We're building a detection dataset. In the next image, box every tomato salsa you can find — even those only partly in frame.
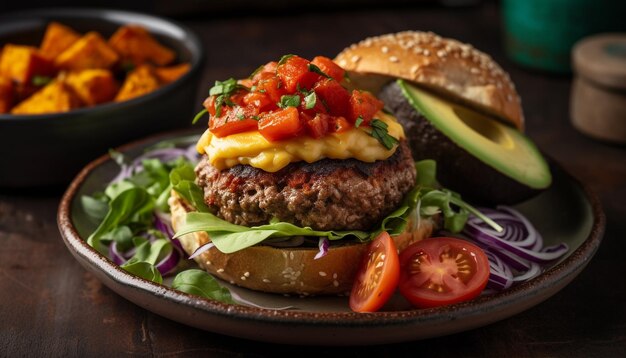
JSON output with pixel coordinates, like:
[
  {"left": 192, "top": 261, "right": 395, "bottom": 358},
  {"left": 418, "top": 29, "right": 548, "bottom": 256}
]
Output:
[{"left": 201, "top": 55, "right": 385, "bottom": 142}]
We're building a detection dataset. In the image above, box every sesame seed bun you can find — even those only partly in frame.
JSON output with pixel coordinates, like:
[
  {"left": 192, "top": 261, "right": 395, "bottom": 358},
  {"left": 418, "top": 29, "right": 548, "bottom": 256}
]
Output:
[
  {"left": 335, "top": 31, "right": 524, "bottom": 130},
  {"left": 169, "top": 191, "right": 436, "bottom": 296}
]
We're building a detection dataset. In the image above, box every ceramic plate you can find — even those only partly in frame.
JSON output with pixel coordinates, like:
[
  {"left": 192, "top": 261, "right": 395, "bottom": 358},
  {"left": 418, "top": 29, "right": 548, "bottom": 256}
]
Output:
[{"left": 58, "top": 130, "right": 605, "bottom": 346}]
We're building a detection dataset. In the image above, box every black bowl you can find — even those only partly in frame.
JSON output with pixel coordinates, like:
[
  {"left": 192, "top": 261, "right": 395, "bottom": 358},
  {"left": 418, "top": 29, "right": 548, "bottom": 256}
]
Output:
[{"left": 0, "top": 8, "right": 205, "bottom": 187}]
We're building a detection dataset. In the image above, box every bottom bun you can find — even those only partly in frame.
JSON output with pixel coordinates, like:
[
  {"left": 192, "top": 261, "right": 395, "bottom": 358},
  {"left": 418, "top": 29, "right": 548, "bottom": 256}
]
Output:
[{"left": 170, "top": 192, "right": 435, "bottom": 295}]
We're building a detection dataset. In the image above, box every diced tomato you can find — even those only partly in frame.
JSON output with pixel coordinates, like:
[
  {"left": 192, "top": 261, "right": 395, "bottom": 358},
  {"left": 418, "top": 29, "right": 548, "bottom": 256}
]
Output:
[
  {"left": 331, "top": 116, "right": 351, "bottom": 133},
  {"left": 251, "top": 61, "right": 278, "bottom": 81},
  {"left": 258, "top": 107, "right": 303, "bottom": 141},
  {"left": 311, "top": 56, "right": 345, "bottom": 82},
  {"left": 244, "top": 91, "right": 275, "bottom": 112},
  {"left": 229, "top": 91, "right": 247, "bottom": 107},
  {"left": 349, "top": 90, "right": 384, "bottom": 124},
  {"left": 203, "top": 95, "right": 216, "bottom": 116},
  {"left": 238, "top": 78, "right": 254, "bottom": 88},
  {"left": 398, "top": 237, "right": 490, "bottom": 308},
  {"left": 277, "top": 55, "right": 320, "bottom": 92},
  {"left": 303, "top": 112, "right": 330, "bottom": 139},
  {"left": 313, "top": 78, "right": 351, "bottom": 118},
  {"left": 349, "top": 231, "right": 400, "bottom": 313},
  {"left": 209, "top": 105, "right": 259, "bottom": 138},
  {"left": 256, "top": 75, "right": 286, "bottom": 103}
]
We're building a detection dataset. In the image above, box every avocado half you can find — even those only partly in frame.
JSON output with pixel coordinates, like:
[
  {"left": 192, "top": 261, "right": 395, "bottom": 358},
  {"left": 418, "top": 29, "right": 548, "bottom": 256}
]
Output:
[{"left": 379, "top": 80, "right": 551, "bottom": 205}]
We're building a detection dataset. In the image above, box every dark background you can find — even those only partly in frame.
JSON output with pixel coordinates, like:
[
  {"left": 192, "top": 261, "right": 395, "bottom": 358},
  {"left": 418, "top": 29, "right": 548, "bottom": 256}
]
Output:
[{"left": 1, "top": 0, "right": 625, "bottom": 356}]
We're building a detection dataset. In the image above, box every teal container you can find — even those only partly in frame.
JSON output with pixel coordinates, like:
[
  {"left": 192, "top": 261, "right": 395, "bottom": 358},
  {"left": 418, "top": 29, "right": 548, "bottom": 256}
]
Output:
[{"left": 502, "top": 0, "right": 626, "bottom": 73}]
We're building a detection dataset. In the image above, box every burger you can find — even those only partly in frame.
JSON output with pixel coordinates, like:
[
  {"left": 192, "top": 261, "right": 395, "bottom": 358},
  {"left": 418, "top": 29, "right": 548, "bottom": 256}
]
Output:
[
  {"left": 170, "top": 32, "right": 548, "bottom": 297},
  {"left": 169, "top": 54, "right": 436, "bottom": 296}
]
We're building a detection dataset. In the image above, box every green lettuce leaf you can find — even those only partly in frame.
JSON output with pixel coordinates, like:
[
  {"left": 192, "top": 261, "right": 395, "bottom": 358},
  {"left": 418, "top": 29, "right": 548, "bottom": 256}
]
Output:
[
  {"left": 172, "top": 269, "right": 234, "bottom": 303},
  {"left": 121, "top": 261, "right": 163, "bottom": 284},
  {"left": 87, "top": 187, "right": 154, "bottom": 254},
  {"left": 170, "top": 162, "right": 210, "bottom": 212}
]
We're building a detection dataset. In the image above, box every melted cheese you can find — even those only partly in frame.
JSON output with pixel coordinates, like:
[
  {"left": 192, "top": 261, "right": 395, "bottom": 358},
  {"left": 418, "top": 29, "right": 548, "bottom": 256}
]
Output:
[{"left": 196, "top": 111, "right": 405, "bottom": 172}]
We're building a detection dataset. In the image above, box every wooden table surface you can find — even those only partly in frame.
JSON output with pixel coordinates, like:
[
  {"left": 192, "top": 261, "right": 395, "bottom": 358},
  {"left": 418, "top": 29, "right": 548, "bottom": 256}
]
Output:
[{"left": 2, "top": 3, "right": 625, "bottom": 357}]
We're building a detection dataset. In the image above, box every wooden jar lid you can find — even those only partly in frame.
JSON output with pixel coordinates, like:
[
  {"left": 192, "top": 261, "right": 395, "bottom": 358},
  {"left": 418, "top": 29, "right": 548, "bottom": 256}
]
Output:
[
  {"left": 571, "top": 33, "right": 626, "bottom": 143},
  {"left": 572, "top": 33, "right": 626, "bottom": 89}
]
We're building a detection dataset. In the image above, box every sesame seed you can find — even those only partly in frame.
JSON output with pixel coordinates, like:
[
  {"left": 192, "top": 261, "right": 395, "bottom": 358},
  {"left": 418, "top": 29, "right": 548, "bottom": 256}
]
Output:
[
  {"left": 351, "top": 55, "right": 361, "bottom": 63},
  {"left": 240, "top": 276, "right": 247, "bottom": 281},
  {"left": 217, "top": 268, "right": 224, "bottom": 273},
  {"left": 333, "top": 280, "right": 339, "bottom": 287},
  {"left": 206, "top": 260, "right": 212, "bottom": 266},
  {"left": 319, "top": 271, "right": 327, "bottom": 277},
  {"left": 244, "top": 271, "right": 250, "bottom": 277},
  {"left": 423, "top": 49, "right": 430, "bottom": 56},
  {"left": 381, "top": 46, "right": 389, "bottom": 53},
  {"left": 389, "top": 56, "right": 399, "bottom": 63},
  {"left": 333, "top": 273, "right": 338, "bottom": 279},
  {"left": 289, "top": 252, "right": 294, "bottom": 260},
  {"left": 262, "top": 278, "right": 271, "bottom": 283},
  {"left": 229, "top": 280, "right": 235, "bottom": 284},
  {"left": 338, "top": 59, "right": 347, "bottom": 67}
]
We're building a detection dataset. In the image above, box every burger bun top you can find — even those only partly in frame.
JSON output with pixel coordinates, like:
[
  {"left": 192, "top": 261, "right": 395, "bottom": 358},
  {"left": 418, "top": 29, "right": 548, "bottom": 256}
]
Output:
[{"left": 335, "top": 31, "right": 524, "bottom": 130}]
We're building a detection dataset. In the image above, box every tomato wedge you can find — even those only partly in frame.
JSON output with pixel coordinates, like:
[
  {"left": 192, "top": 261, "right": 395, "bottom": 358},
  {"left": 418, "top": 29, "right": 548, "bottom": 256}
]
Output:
[
  {"left": 398, "top": 237, "right": 490, "bottom": 308},
  {"left": 350, "top": 232, "right": 400, "bottom": 313}
]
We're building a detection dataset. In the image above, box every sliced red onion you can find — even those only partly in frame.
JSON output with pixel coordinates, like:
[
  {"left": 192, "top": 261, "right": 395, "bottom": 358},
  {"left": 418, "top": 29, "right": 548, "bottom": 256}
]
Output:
[
  {"left": 189, "top": 242, "right": 215, "bottom": 260},
  {"left": 111, "top": 147, "right": 198, "bottom": 184},
  {"left": 484, "top": 250, "right": 514, "bottom": 290},
  {"left": 108, "top": 241, "right": 137, "bottom": 265},
  {"left": 512, "top": 262, "right": 542, "bottom": 282},
  {"left": 109, "top": 241, "right": 126, "bottom": 265},
  {"left": 461, "top": 206, "right": 569, "bottom": 291},
  {"left": 155, "top": 246, "right": 181, "bottom": 276},
  {"left": 314, "top": 237, "right": 329, "bottom": 260}
]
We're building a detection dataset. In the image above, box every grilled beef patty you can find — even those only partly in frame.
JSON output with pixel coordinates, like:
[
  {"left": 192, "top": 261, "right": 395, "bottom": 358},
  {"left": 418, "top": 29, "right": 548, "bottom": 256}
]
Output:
[{"left": 195, "top": 140, "right": 416, "bottom": 231}]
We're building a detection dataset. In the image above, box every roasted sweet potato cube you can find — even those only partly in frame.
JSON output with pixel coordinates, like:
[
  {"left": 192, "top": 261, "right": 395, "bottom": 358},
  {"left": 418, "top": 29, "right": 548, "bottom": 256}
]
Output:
[
  {"left": 55, "top": 32, "right": 119, "bottom": 71},
  {"left": 115, "top": 65, "right": 161, "bottom": 102},
  {"left": 65, "top": 69, "right": 119, "bottom": 106},
  {"left": 0, "top": 77, "right": 14, "bottom": 113},
  {"left": 109, "top": 25, "right": 175, "bottom": 66},
  {"left": 39, "top": 22, "right": 81, "bottom": 60},
  {"left": 154, "top": 63, "right": 190, "bottom": 84},
  {"left": 11, "top": 80, "right": 82, "bottom": 115},
  {"left": 0, "top": 44, "right": 56, "bottom": 84}
]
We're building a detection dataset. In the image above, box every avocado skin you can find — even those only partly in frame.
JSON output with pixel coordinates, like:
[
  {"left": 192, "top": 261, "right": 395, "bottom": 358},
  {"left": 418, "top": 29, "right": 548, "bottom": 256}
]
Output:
[{"left": 379, "top": 82, "right": 542, "bottom": 206}]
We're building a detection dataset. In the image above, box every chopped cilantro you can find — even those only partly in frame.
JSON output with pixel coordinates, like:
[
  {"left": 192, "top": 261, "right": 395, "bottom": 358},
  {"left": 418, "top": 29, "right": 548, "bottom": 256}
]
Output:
[
  {"left": 192, "top": 108, "right": 209, "bottom": 125},
  {"left": 278, "top": 54, "right": 295, "bottom": 66},
  {"left": 208, "top": 78, "right": 249, "bottom": 118},
  {"left": 355, "top": 116, "right": 364, "bottom": 128},
  {"left": 278, "top": 94, "right": 301, "bottom": 108},
  {"left": 304, "top": 92, "right": 317, "bottom": 110},
  {"left": 369, "top": 119, "right": 399, "bottom": 150},
  {"left": 308, "top": 63, "right": 331, "bottom": 79}
]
